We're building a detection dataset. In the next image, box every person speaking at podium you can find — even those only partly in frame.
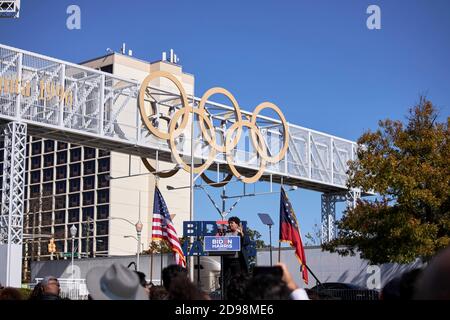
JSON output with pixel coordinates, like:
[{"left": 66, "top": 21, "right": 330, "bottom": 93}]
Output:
[{"left": 223, "top": 216, "right": 251, "bottom": 299}]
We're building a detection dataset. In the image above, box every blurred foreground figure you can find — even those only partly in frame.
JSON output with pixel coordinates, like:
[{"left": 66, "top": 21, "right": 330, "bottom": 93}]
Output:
[
  {"left": 414, "top": 246, "right": 450, "bottom": 300},
  {"left": 86, "top": 263, "right": 148, "bottom": 300}
]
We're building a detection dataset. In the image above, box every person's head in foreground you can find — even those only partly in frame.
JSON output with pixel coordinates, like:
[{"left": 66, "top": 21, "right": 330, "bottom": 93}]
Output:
[
  {"left": 414, "top": 245, "right": 450, "bottom": 300},
  {"left": 86, "top": 263, "right": 148, "bottom": 300}
]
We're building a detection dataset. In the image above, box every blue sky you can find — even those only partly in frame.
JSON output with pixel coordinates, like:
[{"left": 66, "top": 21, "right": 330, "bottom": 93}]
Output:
[{"left": 1, "top": 0, "right": 449, "bottom": 245}]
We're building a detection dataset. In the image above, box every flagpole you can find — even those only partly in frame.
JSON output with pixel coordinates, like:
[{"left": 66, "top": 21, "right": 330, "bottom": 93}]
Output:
[
  {"left": 278, "top": 183, "right": 283, "bottom": 263},
  {"left": 303, "top": 263, "right": 321, "bottom": 286},
  {"left": 278, "top": 242, "right": 281, "bottom": 263},
  {"left": 189, "top": 94, "right": 195, "bottom": 282}
]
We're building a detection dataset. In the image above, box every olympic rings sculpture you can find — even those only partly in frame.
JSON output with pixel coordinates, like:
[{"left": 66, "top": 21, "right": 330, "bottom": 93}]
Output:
[{"left": 138, "top": 71, "right": 289, "bottom": 185}]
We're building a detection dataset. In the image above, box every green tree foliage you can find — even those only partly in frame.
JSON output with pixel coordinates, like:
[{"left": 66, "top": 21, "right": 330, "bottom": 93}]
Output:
[
  {"left": 323, "top": 98, "right": 450, "bottom": 264},
  {"left": 246, "top": 227, "right": 267, "bottom": 249}
]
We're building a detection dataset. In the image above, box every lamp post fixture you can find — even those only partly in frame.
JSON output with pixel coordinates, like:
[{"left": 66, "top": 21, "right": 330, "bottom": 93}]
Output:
[
  {"left": 135, "top": 220, "right": 143, "bottom": 271},
  {"left": 70, "top": 224, "right": 77, "bottom": 280}
]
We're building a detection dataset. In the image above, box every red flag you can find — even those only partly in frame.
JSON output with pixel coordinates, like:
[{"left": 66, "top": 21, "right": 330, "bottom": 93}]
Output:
[{"left": 279, "top": 187, "right": 308, "bottom": 284}]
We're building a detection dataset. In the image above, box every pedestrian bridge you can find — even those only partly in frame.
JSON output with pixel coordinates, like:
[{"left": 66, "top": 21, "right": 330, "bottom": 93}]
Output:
[{"left": 0, "top": 43, "right": 357, "bottom": 193}]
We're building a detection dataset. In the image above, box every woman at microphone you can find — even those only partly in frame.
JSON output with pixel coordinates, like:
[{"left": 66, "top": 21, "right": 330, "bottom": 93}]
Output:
[{"left": 223, "top": 216, "right": 250, "bottom": 299}]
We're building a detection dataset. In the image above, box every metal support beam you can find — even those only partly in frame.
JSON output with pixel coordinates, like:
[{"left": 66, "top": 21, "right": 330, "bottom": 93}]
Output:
[
  {"left": 0, "top": 121, "right": 27, "bottom": 287},
  {"left": 320, "top": 189, "right": 362, "bottom": 244},
  {"left": 321, "top": 193, "right": 336, "bottom": 244}
]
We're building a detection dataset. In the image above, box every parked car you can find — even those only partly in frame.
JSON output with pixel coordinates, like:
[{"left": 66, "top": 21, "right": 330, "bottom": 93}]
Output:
[{"left": 309, "top": 282, "right": 380, "bottom": 300}]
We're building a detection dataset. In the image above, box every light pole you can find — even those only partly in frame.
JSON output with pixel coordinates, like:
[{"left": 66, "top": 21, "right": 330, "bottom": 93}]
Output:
[
  {"left": 110, "top": 217, "right": 144, "bottom": 271},
  {"left": 135, "top": 221, "right": 143, "bottom": 271},
  {"left": 70, "top": 224, "right": 77, "bottom": 280}
]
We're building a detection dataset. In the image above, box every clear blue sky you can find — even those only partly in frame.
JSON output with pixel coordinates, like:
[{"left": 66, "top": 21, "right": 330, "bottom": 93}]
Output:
[{"left": 1, "top": 0, "right": 449, "bottom": 245}]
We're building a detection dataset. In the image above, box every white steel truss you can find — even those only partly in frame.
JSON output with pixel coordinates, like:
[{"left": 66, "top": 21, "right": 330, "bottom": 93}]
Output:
[
  {"left": 0, "top": 121, "right": 27, "bottom": 286},
  {"left": 0, "top": 0, "right": 20, "bottom": 18},
  {"left": 320, "top": 189, "right": 361, "bottom": 244}
]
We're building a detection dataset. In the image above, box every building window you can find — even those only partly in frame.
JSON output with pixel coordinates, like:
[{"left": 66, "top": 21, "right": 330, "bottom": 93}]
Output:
[
  {"left": 96, "top": 221, "right": 109, "bottom": 236},
  {"left": 98, "top": 149, "right": 110, "bottom": 158},
  {"left": 70, "top": 148, "right": 82, "bottom": 162},
  {"left": 31, "top": 142, "right": 41, "bottom": 155},
  {"left": 55, "top": 196, "right": 66, "bottom": 209},
  {"left": 70, "top": 163, "right": 81, "bottom": 177},
  {"left": 43, "top": 154, "right": 54, "bottom": 167},
  {"left": 43, "top": 168, "right": 53, "bottom": 182},
  {"left": 84, "top": 160, "right": 95, "bottom": 175},
  {"left": 41, "top": 226, "right": 51, "bottom": 236},
  {"left": 97, "top": 174, "right": 110, "bottom": 189},
  {"left": 81, "top": 239, "right": 94, "bottom": 257},
  {"left": 41, "top": 213, "right": 52, "bottom": 226},
  {"left": 44, "top": 140, "right": 55, "bottom": 153},
  {"left": 55, "top": 210, "right": 65, "bottom": 224},
  {"left": 55, "top": 181, "right": 66, "bottom": 194},
  {"left": 69, "top": 193, "right": 80, "bottom": 207},
  {"left": 57, "top": 151, "right": 67, "bottom": 165},
  {"left": 30, "top": 170, "right": 41, "bottom": 184},
  {"left": 57, "top": 142, "right": 68, "bottom": 150},
  {"left": 42, "top": 182, "right": 53, "bottom": 196},
  {"left": 68, "top": 209, "right": 79, "bottom": 223},
  {"left": 55, "top": 240, "right": 64, "bottom": 253},
  {"left": 54, "top": 225, "right": 65, "bottom": 239},
  {"left": 97, "top": 190, "right": 109, "bottom": 204},
  {"left": 97, "top": 205, "right": 109, "bottom": 220},
  {"left": 40, "top": 242, "right": 49, "bottom": 255},
  {"left": 83, "top": 176, "right": 95, "bottom": 190},
  {"left": 30, "top": 185, "right": 40, "bottom": 198},
  {"left": 83, "top": 191, "right": 95, "bottom": 206},
  {"left": 31, "top": 156, "right": 41, "bottom": 170},
  {"left": 82, "top": 206, "right": 94, "bottom": 221},
  {"left": 98, "top": 158, "right": 110, "bottom": 173},
  {"left": 56, "top": 166, "right": 67, "bottom": 180},
  {"left": 84, "top": 147, "right": 95, "bottom": 159},
  {"left": 69, "top": 178, "right": 81, "bottom": 192},
  {"left": 41, "top": 195, "right": 53, "bottom": 211},
  {"left": 96, "top": 237, "right": 108, "bottom": 252}
]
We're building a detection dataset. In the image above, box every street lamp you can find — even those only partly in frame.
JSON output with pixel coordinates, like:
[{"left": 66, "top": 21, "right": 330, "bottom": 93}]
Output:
[
  {"left": 70, "top": 224, "right": 77, "bottom": 280},
  {"left": 258, "top": 213, "right": 274, "bottom": 266},
  {"left": 134, "top": 221, "right": 143, "bottom": 271},
  {"left": 123, "top": 235, "right": 145, "bottom": 252},
  {"left": 110, "top": 216, "right": 144, "bottom": 270}
]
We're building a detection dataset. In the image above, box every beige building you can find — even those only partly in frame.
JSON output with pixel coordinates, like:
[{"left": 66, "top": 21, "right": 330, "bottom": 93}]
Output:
[{"left": 22, "top": 51, "right": 192, "bottom": 277}]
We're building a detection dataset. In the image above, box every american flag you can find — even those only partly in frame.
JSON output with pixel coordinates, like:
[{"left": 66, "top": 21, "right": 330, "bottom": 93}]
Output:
[
  {"left": 152, "top": 186, "right": 186, "bottom": 267},
  {"left": 279, "top": 186, "right": 308, "bottom": 284}
]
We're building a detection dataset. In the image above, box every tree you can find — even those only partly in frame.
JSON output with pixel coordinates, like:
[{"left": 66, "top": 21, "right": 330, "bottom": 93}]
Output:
[
  {"left": 323, "top": 98, "right": 450, "bottom": 264},
  {"left": 246, "top": 227, "right": 267, "bottom": 249},
  {"left": 304, "top": 223, "right": 321, "bottom": 246}
]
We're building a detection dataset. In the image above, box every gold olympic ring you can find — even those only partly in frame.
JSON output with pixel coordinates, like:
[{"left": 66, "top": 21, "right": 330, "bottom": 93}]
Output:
[
  {"left": 200, "top": 166, "right": 233, "bottom": 188},
  {"left": 198, "top": 87, "right": 243, "bottom": 153},
  {"left": 225, "top": 120, "right": 267, "bottom": 184},
  {"left": 138, "top": 71, "right": 289, "bottom": 184},
  {"left": 250, "top": 102, "right": 289, "bottom": 163},
  {"left": 139, "top": 71, "right": 190, "bottom": 140},
  {"left": 141, "top": 158, "right": 179, "bottom": 178},
  {"left": 140, "top": 115, "right": 180, "bottom": 178},
  {"left": 169, "top": 105, "right": 217, "bottom": 174}
]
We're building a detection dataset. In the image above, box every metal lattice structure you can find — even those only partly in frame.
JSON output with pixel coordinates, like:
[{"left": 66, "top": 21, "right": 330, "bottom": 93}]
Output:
[
  {"left": 0, "top": 121, "right": 27, "bottom": 286},
  {"left": 320, "top": 190, "right": 361, "bottom": 244},
  {"left": 0, "top": 0, "right": 20, "bottom": 18}
]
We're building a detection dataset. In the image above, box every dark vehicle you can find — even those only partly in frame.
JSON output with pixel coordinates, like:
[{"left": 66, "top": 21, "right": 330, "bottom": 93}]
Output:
[{"left": 310, "top": 282, "right": 380, "bottom": 300}]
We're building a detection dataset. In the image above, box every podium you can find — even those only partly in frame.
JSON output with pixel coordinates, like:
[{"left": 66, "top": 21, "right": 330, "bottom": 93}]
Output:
[{"left": 203, "top": 236, "right": 241, "bottom": 256}]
